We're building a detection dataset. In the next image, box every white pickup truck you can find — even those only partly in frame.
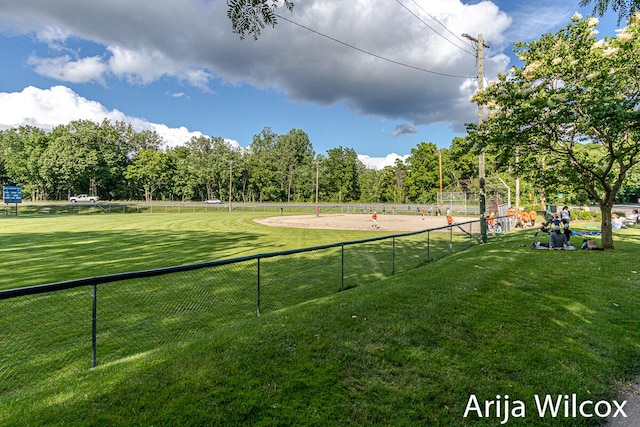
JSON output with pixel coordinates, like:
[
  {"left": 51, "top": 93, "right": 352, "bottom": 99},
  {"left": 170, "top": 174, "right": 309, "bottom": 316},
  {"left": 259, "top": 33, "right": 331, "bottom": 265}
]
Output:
[{"left": 69, "top": 194, "right": 99, "bottom": 203}]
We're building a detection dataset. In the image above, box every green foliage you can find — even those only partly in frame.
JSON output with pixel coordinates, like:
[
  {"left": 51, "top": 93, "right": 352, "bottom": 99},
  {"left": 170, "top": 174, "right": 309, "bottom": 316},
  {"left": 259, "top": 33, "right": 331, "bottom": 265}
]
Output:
[
  {"left": 467, "top": 14, "right": 640, "bottom": 248},
  {"left": 124, "top": 149, "right": 172, "bottom": 202},
  {"left": 227, "top": 0, "right": 295, "bottom": 40},
  {"left": 580, "top": 0, "right": 640, "bottom": 23},
  {"left": 404, "top": 142, "right": 439, "bottom": 203},
  {"left": 0, "top": 126, "right": 48, "bottom": 199},
  {"left": 321, "top": 146, "right": 361, "bottom": 203},
  {"left": 4, "top": 112, "right": 640, "bottom": 208}
]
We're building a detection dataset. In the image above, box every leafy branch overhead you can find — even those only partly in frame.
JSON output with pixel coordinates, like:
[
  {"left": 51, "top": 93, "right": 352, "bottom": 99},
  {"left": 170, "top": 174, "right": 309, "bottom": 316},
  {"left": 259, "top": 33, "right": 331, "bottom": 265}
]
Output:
[
  {"left": 227, "top": 0, "right": 294, "bottom": 40},
  {"left": 466, "top": 13, "right": 640, "bottom": 249},
  {"left": 580, "top": 0, "right": 640, "bottom": 23}
]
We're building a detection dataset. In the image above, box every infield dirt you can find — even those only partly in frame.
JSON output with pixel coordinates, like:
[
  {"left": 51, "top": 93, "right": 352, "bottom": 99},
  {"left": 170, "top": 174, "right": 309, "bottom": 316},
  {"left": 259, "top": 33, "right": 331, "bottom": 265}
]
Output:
[{"left": 255, "top": 213, "right": 478, "bottom": 232}]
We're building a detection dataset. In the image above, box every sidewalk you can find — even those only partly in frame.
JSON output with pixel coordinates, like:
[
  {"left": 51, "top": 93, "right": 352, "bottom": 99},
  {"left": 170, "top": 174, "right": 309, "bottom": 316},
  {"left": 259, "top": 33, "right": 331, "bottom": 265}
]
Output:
[{"left": 608, "top": 378, "right": 640, "bottom": 426}]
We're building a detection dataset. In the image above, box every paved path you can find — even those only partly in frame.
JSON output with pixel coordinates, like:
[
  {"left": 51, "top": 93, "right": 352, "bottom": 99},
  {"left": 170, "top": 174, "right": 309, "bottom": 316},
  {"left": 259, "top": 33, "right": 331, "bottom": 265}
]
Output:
[{"left": 608, "top": 378, "right": 640, "bottom": 426}]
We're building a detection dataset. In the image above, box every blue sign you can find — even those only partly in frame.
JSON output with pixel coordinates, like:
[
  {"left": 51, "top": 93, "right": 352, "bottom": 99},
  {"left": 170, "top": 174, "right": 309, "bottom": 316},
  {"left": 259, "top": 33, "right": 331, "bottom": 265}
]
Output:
[{"left": 3, "top": 186, "right": 23, "bottom": 204}]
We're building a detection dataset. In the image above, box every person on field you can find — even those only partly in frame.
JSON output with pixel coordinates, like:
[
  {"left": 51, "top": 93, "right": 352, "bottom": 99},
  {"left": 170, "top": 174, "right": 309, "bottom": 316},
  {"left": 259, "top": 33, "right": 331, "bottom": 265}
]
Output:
[
  {"left": 507, "top": 207, "right": 516, "bottom": 228},
  {"left": 563, "top": 223, "right": 572, "bottom": 243},
  {"left": 486, "top": 212, "right": 495, "bottom": 233},
  {"left": 521, "top": 210, "right": 530, "bottom": 228},
  {"left": 549, "top": 225, "right": 567, "bottom": 249},
  {"left": 612, "top": 213, "right": 628, "bottom": 230},
  {"left": 371, "top": 211, "right": 379, "bottom": 229},
  {"left": 315, "top": 206, "right": 320, "bottom": 218},
  {"left": 620, "top": 209, "right": 638, "bottom": 226},
  {"left": 529, "top": 209, "right": 537, "bottom": 227},
  {"left": 535, "top": 220, "right": 551, "bottom": 236},
  {"left": 561, "top": 206, "right": 571, "bottom": 226}
]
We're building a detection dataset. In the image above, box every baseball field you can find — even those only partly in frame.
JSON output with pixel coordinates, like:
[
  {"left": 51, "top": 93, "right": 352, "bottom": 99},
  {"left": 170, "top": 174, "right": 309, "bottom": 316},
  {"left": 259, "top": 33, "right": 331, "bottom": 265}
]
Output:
[{"left": 1, "top": 208, "right": 639, "bottom": 426}]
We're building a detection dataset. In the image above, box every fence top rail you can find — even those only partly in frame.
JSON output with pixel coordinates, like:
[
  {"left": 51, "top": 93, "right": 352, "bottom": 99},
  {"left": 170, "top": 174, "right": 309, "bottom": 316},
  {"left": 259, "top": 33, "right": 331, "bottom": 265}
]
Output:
[{"left": 0, "top": 219, "right": 480, "bottom": 300}]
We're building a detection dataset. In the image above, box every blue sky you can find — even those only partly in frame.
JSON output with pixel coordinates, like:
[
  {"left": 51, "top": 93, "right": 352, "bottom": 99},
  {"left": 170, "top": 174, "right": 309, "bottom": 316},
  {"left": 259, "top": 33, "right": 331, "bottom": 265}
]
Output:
[{"left": 0, "top": 0, "right": 623, "bottom": 169}]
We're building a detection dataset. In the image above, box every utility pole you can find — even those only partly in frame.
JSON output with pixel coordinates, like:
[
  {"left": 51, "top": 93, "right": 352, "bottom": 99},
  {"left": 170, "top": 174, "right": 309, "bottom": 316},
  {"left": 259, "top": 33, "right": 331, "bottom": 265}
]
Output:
[
  {"left": 463, "top": 32, "right": 489, "bottom": 243},
  {"left": 515, "top": 147, "right": 520, "bottom": 211},
  {"left": 315, "top": 160, "right": 321, "bottom": 208},
  {"left": 228, "top": 159, "right": 233, "bottom": 212},
  {"left": 437, "top": 148, "right": 444, "bottom": 214}
]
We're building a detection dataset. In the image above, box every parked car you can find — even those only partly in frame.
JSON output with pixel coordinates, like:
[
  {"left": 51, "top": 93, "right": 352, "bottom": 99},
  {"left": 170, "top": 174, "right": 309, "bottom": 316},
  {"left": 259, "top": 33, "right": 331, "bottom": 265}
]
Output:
[
  {"left": 204, "top": 198, "right": 222, "bottom": 204},
  {"left": 69, "top": 194, "right": 99, "bottom": 203}
]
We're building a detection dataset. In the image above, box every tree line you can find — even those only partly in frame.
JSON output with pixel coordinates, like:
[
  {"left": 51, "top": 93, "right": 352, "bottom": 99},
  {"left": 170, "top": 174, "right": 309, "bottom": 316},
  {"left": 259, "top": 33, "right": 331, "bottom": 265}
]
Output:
[
  {"left": 2, "top": 117, "right": 638, "bottom": 207},
  {"left": 0, "top": 119, "right": 482, "bottom": 204}
]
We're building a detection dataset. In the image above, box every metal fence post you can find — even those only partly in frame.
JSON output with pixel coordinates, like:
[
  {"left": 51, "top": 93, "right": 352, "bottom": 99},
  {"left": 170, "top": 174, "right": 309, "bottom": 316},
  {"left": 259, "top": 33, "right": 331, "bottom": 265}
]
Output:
[
  {"left": 257, "top": 258, "right": 261, "bottom": 317},
  {"left": 341, "top": 243, "right": 345, "bottom": 292},
  {"left": 92, "top": 284, "right": 97, "bottom": 368},
  {"left": 427, "top": 231, "right": 430, "bottom": 262},
  {"left": 449, "top": 225, "right": 453, "bottom": 253},
  {"left": 392, "top": 236, "right": 395, "bottom": 275}
]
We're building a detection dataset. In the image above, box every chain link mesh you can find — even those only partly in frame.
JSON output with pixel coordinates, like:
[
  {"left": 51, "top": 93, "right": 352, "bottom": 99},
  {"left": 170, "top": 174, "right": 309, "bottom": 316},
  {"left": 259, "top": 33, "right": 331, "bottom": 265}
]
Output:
[{"left": 1, "top": 220, "right": 485, "bottom": 396}]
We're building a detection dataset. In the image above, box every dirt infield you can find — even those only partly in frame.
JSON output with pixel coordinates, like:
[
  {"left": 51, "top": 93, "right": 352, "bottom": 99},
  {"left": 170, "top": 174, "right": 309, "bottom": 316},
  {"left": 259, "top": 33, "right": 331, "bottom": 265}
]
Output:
[{"left": 255, "top": 213, "right": 477, "bottom": 232}]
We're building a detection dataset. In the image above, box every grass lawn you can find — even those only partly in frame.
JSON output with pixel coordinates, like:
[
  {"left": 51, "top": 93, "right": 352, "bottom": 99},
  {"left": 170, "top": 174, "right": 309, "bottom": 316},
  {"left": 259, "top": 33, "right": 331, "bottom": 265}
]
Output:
[
  {"left": 1, "top": 212, "right": 640, "bottom": 426},
  {"left": 0, "top": 211, "right": 378, "bottom": 290}
]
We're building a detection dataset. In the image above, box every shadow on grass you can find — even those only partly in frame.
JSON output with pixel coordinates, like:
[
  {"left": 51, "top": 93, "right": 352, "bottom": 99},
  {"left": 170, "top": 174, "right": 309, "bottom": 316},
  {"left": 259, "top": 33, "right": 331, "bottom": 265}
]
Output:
[{"left": 0, "top": 229, "right": 271, "bottom": 289}]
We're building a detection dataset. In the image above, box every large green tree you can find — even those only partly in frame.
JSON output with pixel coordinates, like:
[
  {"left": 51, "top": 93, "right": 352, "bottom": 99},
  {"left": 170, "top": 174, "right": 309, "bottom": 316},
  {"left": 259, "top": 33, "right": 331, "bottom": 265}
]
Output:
[
  {"left": 404, "top": 142, "right": 441, "bottom": 203},
  {"left": 381, "top": 160, "right": 409, "bottom": 204},
  {"left": 274, "top": 129, "right": 315, "bottom": 202},
  {"left": 0, "top": 126, "right": 49, "bottom": 199},
  {"left": 184, "top": 136, "right": 237, "bottom": 201},
  {"left": 94, "top": 120, "right": 138, "bottom": 200},
  {"left": 227, "top": 0, "right": 294, "bottom": 40},
  {"left": 247, "top": 127, "right": 280, "bottom": 202},
  {"left": 322, "top": 146, "right": 361, "bottom": 203},
  {"left": 169, "top": 146, "right": 197, "bottom": 201},
  {"left": 39, "top": 121, "right": 103, "bottom": 199},
  {"left": 467, "top": 13, "right": 640, "bottom": 249},
  {"left": 580, "top": 0, "right": 640, "bottom": 23},
  {"left": 124, "top": 149, "right": 173, "bottom": 202}
]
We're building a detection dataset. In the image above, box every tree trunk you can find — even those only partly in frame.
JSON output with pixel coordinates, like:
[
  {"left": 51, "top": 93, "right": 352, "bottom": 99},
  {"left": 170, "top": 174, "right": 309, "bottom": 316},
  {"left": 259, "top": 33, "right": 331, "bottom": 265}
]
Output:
[{"left": 599, "top": 203, "right": 614, "bottom": 250}]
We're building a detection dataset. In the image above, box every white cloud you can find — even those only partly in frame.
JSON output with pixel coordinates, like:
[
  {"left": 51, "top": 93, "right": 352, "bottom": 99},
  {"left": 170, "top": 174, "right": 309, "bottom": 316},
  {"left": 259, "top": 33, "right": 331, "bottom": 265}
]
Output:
[
  {"left": 358, "top": 153, "right": 409, "bottom": 170},
  {"left": 0, "top": 86, "right": 210, "bottom": 148},
  {"left": 0, "top": 0, "right": 516, "bottom": 130},
  {"left": 1, "top": 0, "right": 594, "bottom": 160},
  {"left": 393, "top": 123, "right": 418, "bottom": 137},
  {"left": 27, "top": 55, "right": 108, "bottom": 84}
]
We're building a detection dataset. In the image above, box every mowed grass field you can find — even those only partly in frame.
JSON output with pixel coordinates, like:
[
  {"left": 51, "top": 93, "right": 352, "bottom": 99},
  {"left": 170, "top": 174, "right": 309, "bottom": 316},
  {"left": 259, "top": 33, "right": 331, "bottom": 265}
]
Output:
[
  {"left": 0, "top": 210, "right": 382, "bottom": 290},
  {"left": 1, "top": 211, "right": 640, "bottom": 426}
]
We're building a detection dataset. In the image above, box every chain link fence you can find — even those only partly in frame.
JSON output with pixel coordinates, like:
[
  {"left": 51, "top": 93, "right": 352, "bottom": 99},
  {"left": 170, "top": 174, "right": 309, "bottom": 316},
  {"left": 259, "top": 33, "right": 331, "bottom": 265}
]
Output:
[{"left": 1, "top": 219, "right": 484, "bottom": 400}]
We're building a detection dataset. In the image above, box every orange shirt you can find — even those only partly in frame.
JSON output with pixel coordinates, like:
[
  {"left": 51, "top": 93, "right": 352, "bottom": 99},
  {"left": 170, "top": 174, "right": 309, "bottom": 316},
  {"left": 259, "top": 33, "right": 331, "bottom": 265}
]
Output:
[
  {"left": 522, "top": 211, "right": 530, "bottom": 222},
  {"left": 530, "top": 210, "right": 537, "bottom": 221},
  {"left": 372, "top": 213, "right": 377, "bottom": 220}
]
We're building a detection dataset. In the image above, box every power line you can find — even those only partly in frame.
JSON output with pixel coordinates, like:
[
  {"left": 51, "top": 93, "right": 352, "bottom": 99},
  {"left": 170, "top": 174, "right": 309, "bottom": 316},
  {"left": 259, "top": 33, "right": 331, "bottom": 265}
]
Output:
[
  {"left": 406, "top": 0, "right": 477, "bottom": 53},
  {"left": 395, "top": 0, "right": 476, "bottom": 56},
  {"left": 274, "top": 13, "right": 474, "bottom": 79}
]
